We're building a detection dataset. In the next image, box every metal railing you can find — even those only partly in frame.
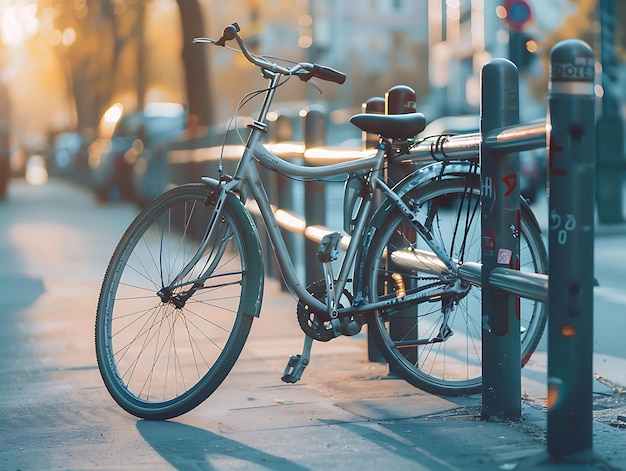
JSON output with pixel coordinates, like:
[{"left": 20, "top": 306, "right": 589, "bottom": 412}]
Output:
[{"left": 400, "top": 120, "right": 547, "bottom": 162}]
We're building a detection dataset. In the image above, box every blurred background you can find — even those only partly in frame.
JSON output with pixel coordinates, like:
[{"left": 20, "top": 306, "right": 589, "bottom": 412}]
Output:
[{"left": 0, "top": 0, "right": 624, "bottom": 219}]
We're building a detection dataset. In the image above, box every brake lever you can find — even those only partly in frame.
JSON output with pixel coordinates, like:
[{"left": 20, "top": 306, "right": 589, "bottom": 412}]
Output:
[
  {"left": 295, "top": 71, "right": 323, "bottom": 94},
  {"left": 307, "top": 79, "right": 323, "bottom": 95}
]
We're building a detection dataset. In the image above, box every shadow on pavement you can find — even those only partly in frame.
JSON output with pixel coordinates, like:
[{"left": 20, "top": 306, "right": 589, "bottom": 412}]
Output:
[
  {"left": 0, "top": 219, "right": 45, "bottom": 373},
  {"left": 137, "top": 420, "right": 310, "bottom": 470}
]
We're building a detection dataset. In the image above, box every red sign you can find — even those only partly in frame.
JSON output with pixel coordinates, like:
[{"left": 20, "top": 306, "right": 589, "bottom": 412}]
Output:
[{"left": 505, "top": 0, "right": 532, "bottom": 31}]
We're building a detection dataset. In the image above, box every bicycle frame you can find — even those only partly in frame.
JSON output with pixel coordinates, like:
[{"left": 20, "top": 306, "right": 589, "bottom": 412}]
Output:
[
  {"left": 95, "top": 24, "right": 551, "bottom": 421},
  {"left": 168, "top": 69, "right": 460, "bottom": 320}
]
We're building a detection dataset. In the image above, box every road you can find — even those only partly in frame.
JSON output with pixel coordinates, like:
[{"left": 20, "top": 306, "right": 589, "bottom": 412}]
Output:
[{"left": 1, "top": 178, "right": 625, "bottom": 470}]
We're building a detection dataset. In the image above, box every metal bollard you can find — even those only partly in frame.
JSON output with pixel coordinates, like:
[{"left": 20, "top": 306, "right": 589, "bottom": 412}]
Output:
[
  {"left": 362, "top": 96, "right": 385, "bottom": 150},
  {"left": 271, "top": 109, "right": 300, "bottom": 290},
  {"left": 361, "top": 96, "right": 385, "bottom": 363},
  {"left": 261, "top": 165, "right": 280, "bottom": 280},
  {"left": 546, "top": 40, "right": 596, "bottom": 458},
  {"left": 302, "top": 105, "right": 327, "bottom": 285},
  {"left": 480, "top": 59, "right": 521, "bottom": 421},
  {"left": 301, "top": 104, "right": 326, "bottom": 148},
  {"left": 270, "top": 108, "right": 297, "bottom": 144},
  {"left": 385, "top": 85, "right": 419, "bottom": 372},
  {"left": 360, "top": 96, "right": 386, "bottom": 363}
]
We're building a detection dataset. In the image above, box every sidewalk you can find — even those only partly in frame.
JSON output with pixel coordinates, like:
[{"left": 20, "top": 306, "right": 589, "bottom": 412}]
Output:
[
  {"left": 202, "top": 279, "right": 625, "bottom": 471},
  {"left": 0, "top": 178, "right": 625, "bottom": 470}
]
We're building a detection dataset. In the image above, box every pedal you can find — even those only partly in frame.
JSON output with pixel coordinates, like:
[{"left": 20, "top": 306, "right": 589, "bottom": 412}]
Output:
[
  {"left": 281, "top": 354, "right": 309, "bottom": 383},
  {"left": 281, "top": 335, "right": 313, "bottom": 384},
  {"left": 316, "top": 232, "right": 342, "bottom": 263}
]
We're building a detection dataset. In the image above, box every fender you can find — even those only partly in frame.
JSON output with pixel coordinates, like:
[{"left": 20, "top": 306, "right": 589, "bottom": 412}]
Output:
[
  {"left": 353, "top": 161, "right": 542, "bottom": 297},
  {"left": 201, "top": 177, "right": 264, "bottom": 317}
]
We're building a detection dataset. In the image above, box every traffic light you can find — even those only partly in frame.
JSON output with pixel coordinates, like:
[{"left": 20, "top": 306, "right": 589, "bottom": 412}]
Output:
[
  {"left": 503, "top": 0, "right": 532, "bottom": 31},
  {"left": 499, "top": 1, "right": 536, "bottom": 72},
  {"left": 509, "top": 30, "right": 537, "bottom": 72}
]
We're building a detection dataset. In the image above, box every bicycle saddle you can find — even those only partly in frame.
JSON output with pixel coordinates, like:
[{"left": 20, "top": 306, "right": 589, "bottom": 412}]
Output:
[{"left": 350, "top": 113, "right": 426, "bottom": 140}]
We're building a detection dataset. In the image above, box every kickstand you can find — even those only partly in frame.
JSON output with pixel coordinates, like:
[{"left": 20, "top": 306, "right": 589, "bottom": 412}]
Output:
[{"left": 281, "top": 335, "right": 313, "bottom": 383}]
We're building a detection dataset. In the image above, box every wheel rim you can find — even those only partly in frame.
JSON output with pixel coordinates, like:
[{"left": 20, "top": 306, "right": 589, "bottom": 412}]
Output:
[
  {"left": 368, "top": 181, "right": 546, "bottom": 393},
  {"left": 99, "top": 191, "right": 247, "bottom": 409}
]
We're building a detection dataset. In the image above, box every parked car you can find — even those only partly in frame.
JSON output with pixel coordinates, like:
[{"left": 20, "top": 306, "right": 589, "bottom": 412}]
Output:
[
  {"left": 89, "top": 102, "right": 186, "bottom": 202},
  {"left": 0, "top": 122, "right": 9, "bottom": 200},
  {"left": 52, "top": 132, "right": 82, "bottom": 176},
  {"left": 419, "top": 115, "right": 546, "bottom": 203},
  {"left": 0, "top": 84, "right": 10, "bottom": 199}
]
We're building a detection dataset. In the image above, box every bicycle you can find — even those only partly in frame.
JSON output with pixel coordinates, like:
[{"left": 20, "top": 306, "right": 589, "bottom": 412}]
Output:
[{"left": 95, "top": 23, "right": 547, "bottom": 420}]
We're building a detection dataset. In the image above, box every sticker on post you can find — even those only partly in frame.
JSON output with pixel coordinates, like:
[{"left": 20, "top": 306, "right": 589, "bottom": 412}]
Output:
[{"left": 497, "top": 248, "right": 512, "bottom": 265}]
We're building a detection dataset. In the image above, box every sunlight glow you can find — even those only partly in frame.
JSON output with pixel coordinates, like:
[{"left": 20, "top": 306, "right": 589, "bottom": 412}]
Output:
[
  {"left": 1, "top": 4, "right": 40, "bottom": 46},
  {"left": 98, "top": 103, "right": 124, "bottom": 139},
  {"left": 25, "top": 155, "right": 49, "bottom": 186}
]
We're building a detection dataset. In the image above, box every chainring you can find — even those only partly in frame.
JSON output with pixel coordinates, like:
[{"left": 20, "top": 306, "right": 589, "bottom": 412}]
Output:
[{"left": 297, "top": 279, "right": 354, "bottom": 342}]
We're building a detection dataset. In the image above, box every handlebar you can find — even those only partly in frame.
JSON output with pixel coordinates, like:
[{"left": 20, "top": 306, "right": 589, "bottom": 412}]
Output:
[
  {"left": 308, "top": 64, "right": 346, "bottom": 84},
  {"left": 193, "top": 22, "right": 346, "bottom": 85}
]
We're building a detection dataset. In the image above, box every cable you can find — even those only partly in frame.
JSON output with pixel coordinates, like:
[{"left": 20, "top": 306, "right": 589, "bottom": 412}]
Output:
[{"left": 218, "top": 73, "right": 294, "bottom": 176}]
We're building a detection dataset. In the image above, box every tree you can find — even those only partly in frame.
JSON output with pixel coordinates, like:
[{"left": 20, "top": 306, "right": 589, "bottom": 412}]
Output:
[
  {"left": 42, "top": 0, "right": 138, "bottom": 135},
  {"left": 41, "top": 0, "right": 214, "bottom": 137},
  {"left": 176, "top": 0, "right": 213, "bottom": 129}
]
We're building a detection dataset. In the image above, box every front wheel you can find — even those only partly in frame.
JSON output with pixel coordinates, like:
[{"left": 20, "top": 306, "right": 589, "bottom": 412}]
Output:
[
  {"left": 95, "top": 183, "right": 263, "bottom": 419},
  {"left": 363, "top": 176, "right": 547, "bottom": 396}
]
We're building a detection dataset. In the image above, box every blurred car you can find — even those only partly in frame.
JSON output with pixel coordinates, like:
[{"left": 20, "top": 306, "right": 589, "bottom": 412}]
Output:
[
  {"left": 52, "top": 132, "right": 82, "bottom": 176},
  {"left": 89, "top": 102, "right": 186, "bottom": 202},
  {"left": 419, "top": 115, "right": 546, "bottom": 203},
  {"left": 0, "top": 83, "right": 9, "bottom": 199}
]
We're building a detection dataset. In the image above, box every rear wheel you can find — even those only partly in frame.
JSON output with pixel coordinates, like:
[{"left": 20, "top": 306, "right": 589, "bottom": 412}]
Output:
[
  {"left": 95, "top": 184, "right": 263, "bottom": 419},
  {"left": 363, "top": 176, "right": 547, "bottom": 396}
]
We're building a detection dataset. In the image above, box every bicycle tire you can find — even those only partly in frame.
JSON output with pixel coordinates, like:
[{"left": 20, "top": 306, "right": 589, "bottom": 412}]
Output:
[
  {"left": 95, "top": 183, "right": 263, "bottom": 419},
  {"left": 363, "top": 175, "right": 547, "bottom": 396}
]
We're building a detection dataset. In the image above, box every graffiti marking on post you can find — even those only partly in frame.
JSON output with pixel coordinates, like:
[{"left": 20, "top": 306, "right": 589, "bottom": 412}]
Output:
[
  {"left": 550, "top": 209, "right": 576, "bottom": 245},
  {"left": 502, "top": 173, "right": 517, "bottom": 197}
]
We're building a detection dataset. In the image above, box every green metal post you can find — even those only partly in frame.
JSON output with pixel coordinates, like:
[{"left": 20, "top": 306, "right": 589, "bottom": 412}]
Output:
[
  {"left": 596, "top": 0, "right": 624, "bottom": 224},
  {"left": 547, "top": 40, "right": 595, "bottom": 458},
  {"left": 385, "top": 86, "right": 418, "bottom": 373},
  {"left": 480, "top": 59, "right": 521, "bottom": 421},
  {"left": 303, "top": 105, "right": 327, "bottom": 285},
  {"left": 363, "top": 96, "right": 386, "bottom": 364}
]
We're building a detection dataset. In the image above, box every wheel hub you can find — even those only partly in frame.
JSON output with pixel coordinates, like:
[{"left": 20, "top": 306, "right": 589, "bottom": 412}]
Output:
[{"left": 157, "top": 287, "right": 188, "bottom": 309}]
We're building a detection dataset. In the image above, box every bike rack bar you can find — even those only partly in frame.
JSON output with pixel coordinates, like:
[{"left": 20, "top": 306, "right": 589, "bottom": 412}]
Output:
[
  {"left": 457, "top": 262, "right": 548, "bottom": 303},
  {"left": 400, "top": 132, "right": 481, "bottom": 161},
  {"left": 488, "top": 267, "right": 548, "bottom": 303},
  {"left": 399, "top": 120, "right": 546, "bottom": 163},
  {"left": 389, "top": 247, "right": 450, "bottom": 277},
  {"left": 484, "top": 122, "right": 547, "bottom": 153}
]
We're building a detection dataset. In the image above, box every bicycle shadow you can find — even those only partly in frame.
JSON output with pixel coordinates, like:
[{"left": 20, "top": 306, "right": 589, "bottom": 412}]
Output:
[
  {"left": 0, "top": 217, "right": 46, "bottom": 374},
  {"left": 136, "top": 420, "right": 309, "bottom": 470}
]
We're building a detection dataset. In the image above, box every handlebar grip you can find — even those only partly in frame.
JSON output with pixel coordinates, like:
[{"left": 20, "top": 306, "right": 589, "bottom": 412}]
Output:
[{"left": 311, "top": 64, "right": 346, "bottom": 85}]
